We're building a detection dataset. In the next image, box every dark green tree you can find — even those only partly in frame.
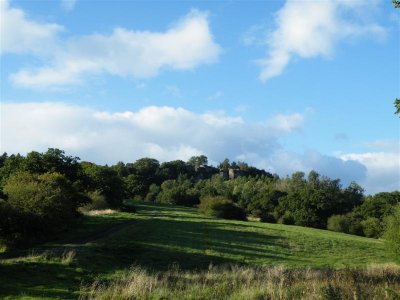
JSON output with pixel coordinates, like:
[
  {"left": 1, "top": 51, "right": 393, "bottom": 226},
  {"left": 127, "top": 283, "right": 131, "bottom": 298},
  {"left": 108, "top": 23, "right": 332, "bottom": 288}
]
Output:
[{"left": 187, "top": 155, "right": 208, "bottom": 168}]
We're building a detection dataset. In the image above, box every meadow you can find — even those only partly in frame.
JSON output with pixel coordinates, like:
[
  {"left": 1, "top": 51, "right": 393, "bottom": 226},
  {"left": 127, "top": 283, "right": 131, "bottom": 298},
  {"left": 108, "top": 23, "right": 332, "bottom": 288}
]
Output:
[{"left": 0, "top": 202, "right": 399, "bottom": 299}]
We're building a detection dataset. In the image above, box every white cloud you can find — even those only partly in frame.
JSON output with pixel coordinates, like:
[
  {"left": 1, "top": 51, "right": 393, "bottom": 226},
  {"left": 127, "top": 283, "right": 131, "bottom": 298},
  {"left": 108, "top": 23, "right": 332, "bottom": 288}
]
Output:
[
  {"left": 2, "top": 101, "right": 396, "bottom": 194},
  {"left": 0, "top": 0, "right": 63, "bottom": 55},
  {"left": 0, "top": 102, "right": 303, "bottom": 166},
  {"left": 61, "top": 0, "right": 77, "bottom": 12},
  {"left": 267, "top": 113, "right": 304, "bottom": 133},
  {"left": 3, "top": 5, "right": 221, "bottom": 88},
  {"left": 341, "top": 151, "right": 400, "bottom": 194},
  {"left": 258, "top": 0, "right": 386, "bottom": 81}
]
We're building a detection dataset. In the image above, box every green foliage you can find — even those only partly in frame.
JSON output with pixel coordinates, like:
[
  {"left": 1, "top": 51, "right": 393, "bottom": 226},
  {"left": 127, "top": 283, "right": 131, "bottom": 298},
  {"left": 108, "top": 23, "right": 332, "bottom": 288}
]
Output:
[
  {"left": 327, "top": 213, "right": 364, "bottom": 236},
  {"left": 383, "top": 204, "right": 400, "bottom": 260},
  {"left": 187, "top": 155, "right": 208, "bottom": 168},
  {"left": 361, "top": 217, "right": 383, "bottom": 238},
  {"left": 81, "top": 162, "right": 125, "bottom": 208},
  {"left": 327, "top": 215, "right": 350, "bottom": 233},
  {"left": 198, "top": 196, "right": 246, "bottom": 220},
  {"left": 394, "top": 98, "right": 400, "bottom": 116},
  {"left": 4, "top": 171, "right": 80, "bottom": 221},
  {"left": 158, "top": 160, "right": 192, "bottom": 181},
  {"left": 1, "top": 171, "right": 85, "bottom": 245},
  {"left": 158, "top": 179, "right": 199, "bottom": 206},
  {"left": 357, "top": 192, "right": 400, "bottom": 219},
  {"left": 80, "top": 191, "right": 109, "bottom": 211},
  {"left": 145, "top": 183, "right": 161, "bottom": 202},
  {"left": 277, "top": 211, "right": 295, "bottom": 225}
]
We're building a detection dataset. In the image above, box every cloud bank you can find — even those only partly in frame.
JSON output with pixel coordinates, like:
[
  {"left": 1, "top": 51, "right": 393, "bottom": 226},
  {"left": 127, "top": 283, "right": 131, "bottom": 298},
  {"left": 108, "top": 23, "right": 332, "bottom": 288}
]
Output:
[
  {"left": 259, "top": 0, "right": 385, "bottom": 81},
  {"left": 2, "top": 101, "right": 397, "bottom": 194}
]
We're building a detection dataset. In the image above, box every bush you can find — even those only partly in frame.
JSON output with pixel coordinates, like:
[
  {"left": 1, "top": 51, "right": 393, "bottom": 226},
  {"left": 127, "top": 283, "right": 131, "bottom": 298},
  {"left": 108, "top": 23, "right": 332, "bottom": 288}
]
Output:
[
  {"left": 327, "top": 215, "right": 350, "bottom": 233},
  {"left": 277, "top": 211, "right": 294, "bottom": 225},
  {"left": 145, "top": 184, "right": 160, "bottom": 202},
  {"left": 4, "top": 172, "right": 78, "bottom": 224},
  {"left": 198, "top": 196, "right": 246, "bottom": 221},
  {"left": 158, "top": 180, "right": 199, "bottom": 206},
  {"left": 1, "top": 171, "right": 83, "bottom": 245},
  {"left": 383, "top": 204, "right": 400, "bottom": 260},
  {"left": 260, "top": 213, "right": 276, "bottom": 223},
  {"left": 361, "top": 217, "right": 383, "bottom": 238},
  {"left": 327, "top": 213, "right": 364, "bottom": 236},
  {"left": 80, "top": 191, "right": 109, "bottom": 211},
  {"left": 0, "top": 200, "right": 34, "bottom": 245}
]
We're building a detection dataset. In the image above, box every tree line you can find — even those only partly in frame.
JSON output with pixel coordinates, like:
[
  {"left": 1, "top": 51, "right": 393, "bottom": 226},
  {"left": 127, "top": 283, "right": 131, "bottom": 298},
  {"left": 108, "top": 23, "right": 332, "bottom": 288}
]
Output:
[{"left": 0, "top": 148, "right": 399, "bottom": 257}]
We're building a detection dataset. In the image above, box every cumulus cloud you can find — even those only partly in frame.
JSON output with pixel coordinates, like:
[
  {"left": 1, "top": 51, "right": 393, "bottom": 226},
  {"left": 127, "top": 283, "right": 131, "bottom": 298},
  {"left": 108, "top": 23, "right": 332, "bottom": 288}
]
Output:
[
  {"left": 341, "top": 151, "right": 400, "bottom": 194},
  {"left": 3, "top": 4, "right": 221, "bottom": 88},
  {"left": 259, "top": 0, "right": 385, "bottom": 81},
  {"left": 0, "top": 0, "right": 63, "bottom": 55},
  {"left": 2, "top": 102, "right": 396, "bottom": 194},
  {"left": 0, "top": 102, "right": 302, "bottom": 165}
]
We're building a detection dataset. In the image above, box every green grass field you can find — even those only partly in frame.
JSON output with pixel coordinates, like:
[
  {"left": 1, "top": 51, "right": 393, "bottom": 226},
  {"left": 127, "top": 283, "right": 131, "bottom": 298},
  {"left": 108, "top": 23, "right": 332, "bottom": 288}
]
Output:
[{"left": 0, "top": 202, "right": 398, "bottom": 299}]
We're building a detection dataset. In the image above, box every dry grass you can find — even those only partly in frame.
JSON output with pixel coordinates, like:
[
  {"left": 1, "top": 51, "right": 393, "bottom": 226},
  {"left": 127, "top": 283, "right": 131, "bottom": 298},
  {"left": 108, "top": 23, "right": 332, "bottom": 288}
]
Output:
[
  {"left": 61, "top": 250, "right": 76, "bottom": 266},
  {"left": 82, "top": 209, "right": 117, "bottom": 216},
  {"left": 80, "top": 264, "right": 400, "bottom": 300}
]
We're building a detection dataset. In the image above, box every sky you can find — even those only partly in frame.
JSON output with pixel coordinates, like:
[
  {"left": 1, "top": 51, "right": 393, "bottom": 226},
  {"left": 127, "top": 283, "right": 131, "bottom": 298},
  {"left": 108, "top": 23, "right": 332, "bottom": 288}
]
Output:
[{"left": 0, "top": 0, "right": 399, "bottom": 194}]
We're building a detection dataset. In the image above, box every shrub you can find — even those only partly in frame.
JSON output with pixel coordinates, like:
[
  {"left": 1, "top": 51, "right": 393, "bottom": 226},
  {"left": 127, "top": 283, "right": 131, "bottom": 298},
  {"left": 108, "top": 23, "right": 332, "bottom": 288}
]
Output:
[
  {"left": 277, "top": 211, "right": 294, "bottom": 225},
  {"left": 260, "top": 213, "right": 276, "bottom": 223},
  {"left": 80, "top": 191, "right": 109, "bottom": 211},
  {"left": 361, "top": 217, "right": 382, "bottom": 238},
  {"left": 327, "top": 215, "right": 350, "bottom": 233},
  {"left": 198, "top": 196, "right": 246, "bottom": 221},
  {"left": 1, "top": 171, "right": 83, "bottom": 245},
  {"left": 145, "top": 184, "right": 160, "bottom": 202},
  {"left": 4, "top": 172, "right": 78, "bottom": 224},
  {"left": 0, "top": 200, "right": 37, "bottom": 245},
  {"left": 158, "top": 180, "right": 199, "bottom": 206},
  {"left": 327, "top": 213, "right": 364, "bottom": 236},
  {"left": 383, "top": 204, "right": 400, "bottom": 260}
]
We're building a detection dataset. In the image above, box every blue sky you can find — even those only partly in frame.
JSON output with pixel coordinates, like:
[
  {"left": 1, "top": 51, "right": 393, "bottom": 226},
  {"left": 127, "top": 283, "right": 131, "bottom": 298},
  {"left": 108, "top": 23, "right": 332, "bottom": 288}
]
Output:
[{"left": 1, "top": 0, "right": 399, "bottom": 194}]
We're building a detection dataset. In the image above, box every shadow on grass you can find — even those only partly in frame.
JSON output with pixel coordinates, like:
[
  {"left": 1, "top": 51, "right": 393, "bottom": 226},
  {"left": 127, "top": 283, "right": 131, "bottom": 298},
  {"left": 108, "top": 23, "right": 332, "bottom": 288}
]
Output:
[
  {"left": 0, "top": 202, "right": 291, "bottom": 298},
  {"left": 0, "top": 260, "right": 82, "bottom": 299},
  {"left": 93, "top": 212, "right": 292, "bottom": 271}
]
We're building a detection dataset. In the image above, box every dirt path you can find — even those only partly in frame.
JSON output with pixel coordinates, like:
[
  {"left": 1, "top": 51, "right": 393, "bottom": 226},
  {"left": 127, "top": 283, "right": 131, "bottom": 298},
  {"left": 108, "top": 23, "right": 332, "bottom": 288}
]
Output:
[{"left": 67, "top": 219, "right": 136, "bottom": 246}]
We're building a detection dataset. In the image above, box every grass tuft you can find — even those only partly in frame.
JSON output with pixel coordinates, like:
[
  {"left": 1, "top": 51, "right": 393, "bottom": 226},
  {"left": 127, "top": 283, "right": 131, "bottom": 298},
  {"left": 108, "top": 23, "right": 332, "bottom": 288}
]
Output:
[
  {"left": 61, "top": 250, "right": 76, "bottom": 266},
  {"left": 80, "top": 264, "right": 400, "bottom": 300}
]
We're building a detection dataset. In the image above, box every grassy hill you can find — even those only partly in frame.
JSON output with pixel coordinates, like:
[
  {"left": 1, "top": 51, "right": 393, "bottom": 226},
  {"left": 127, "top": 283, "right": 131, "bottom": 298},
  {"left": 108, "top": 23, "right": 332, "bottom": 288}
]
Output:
[{"left": 0, "top": 202, "right": 398, "bottom": 299}]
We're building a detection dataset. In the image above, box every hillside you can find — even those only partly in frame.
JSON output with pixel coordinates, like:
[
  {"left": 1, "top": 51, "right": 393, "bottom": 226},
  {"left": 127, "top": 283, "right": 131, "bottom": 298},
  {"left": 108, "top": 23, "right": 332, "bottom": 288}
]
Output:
[{"left": 0, "top": 202, "right": 397, "bottom": 299}]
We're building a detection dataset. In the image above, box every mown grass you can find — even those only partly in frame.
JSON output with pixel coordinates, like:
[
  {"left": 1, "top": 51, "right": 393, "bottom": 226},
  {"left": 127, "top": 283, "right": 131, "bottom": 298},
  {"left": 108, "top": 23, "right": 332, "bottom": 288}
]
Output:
[{"left": 0, "top": 202, "right": 398, "bottom": 299}]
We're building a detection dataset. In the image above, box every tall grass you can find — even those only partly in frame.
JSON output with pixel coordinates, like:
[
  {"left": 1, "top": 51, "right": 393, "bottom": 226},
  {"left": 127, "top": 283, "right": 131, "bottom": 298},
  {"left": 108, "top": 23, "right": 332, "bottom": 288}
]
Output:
[
  {"left": 80, "top": 264, "right": 400, "bottom": 300},
  {"left": 61, "top": 250, "right": 76, "bottom": 265}
]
